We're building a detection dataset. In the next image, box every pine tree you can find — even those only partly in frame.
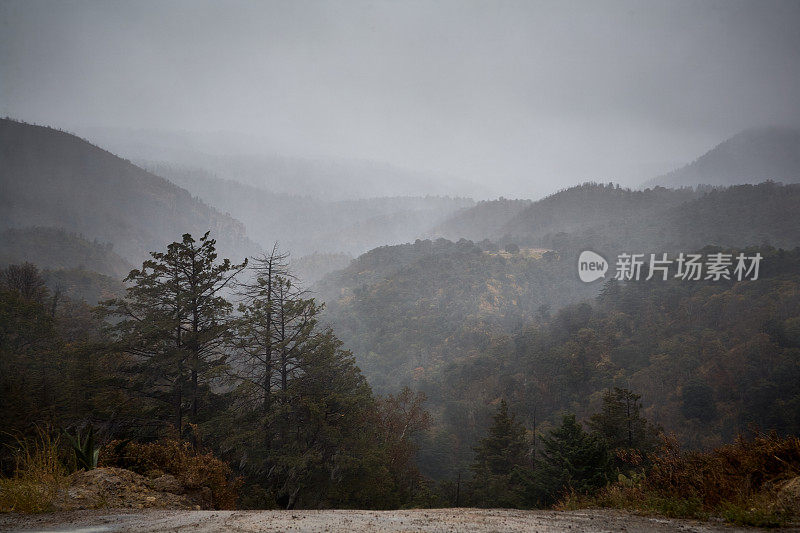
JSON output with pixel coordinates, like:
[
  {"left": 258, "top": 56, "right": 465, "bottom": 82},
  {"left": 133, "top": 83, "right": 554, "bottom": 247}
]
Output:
[
  {"left": 174, "top": 232, "right": 246, "bottom": 430},
  {"left": 588, "top": 388, "right": 661, "bottom": 455},
  {"left": 469, "top": 400, "right": 531, "bottom": 507},
  {"left": 99, "top": 232, "right": 245, "bottom": 437},
  {"left": 274, "top": 328, "right": 374, "bottom": 508},
  {"left": 536, "top": 414, "right": 611, "bottom": 504},
  {"left": 232, "top": 244, "right": 291, "bottom": 427},
  {"left": 229, "top": 251, "right": 387, "bottom": 509},
  {"left": 231, "top": 246, "right": 318, "bottom": 465}
]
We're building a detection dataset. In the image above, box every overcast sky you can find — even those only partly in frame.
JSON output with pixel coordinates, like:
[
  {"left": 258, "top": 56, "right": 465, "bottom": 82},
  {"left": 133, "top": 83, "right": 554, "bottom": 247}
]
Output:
[{"left": 2, "top": 0, "right": 799, "bottom": 198}]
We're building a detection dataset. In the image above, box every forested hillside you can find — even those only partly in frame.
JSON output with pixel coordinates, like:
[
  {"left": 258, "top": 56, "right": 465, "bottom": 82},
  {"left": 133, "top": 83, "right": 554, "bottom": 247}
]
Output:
[
  {"left": 318, "top": 239, "right": 595, "bottom": 393},
  {"left": 0, "top": 119, "right": 257, "bottom": 263},
  {"left": 320, "top": 183, "right": 800, "bottom": 395},
  {"left": 500, "top": 183, "right": 701, "bottom": 245},
  {"left": 523, "top": 181, "right": 800, "bottom": 254},
  {"left": 647, "top": 127, "right": 800, "bottom": 188},
  {"left": 318, "top": 183, "right": 800, "bottom": 481},
  {"left": 431, "top": 181, "right": 800, "bottom": 254},
  {"left": 416, "top": 246, "right": 800, "bottom": 478},
  {"left": 0, "top": 227, "right": 131, "bottom": 278},
  {"left": 431, "top": 183, "right": 701, "bottom": 244}
]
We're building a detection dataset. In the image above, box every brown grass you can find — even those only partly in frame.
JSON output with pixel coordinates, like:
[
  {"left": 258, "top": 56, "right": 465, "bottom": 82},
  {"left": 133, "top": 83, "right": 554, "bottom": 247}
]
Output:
[
  {"left": 0, "top": 428, "right": 67, "bottom": 513},
  {"left": 560, "top": 433, "right": 800, "bottom": 527}
]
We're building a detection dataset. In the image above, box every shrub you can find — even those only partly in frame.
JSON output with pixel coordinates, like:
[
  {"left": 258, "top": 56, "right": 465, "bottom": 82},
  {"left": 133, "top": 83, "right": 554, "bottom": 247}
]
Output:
[
  {"left": 646, "top": 433, "right": 800, "bottom": 507},
  {"left": 561, "top": 432, "right": 800, "bottom": 527},
  {"left": 100, "top": 439, "right": 240, "bottom": 509}
]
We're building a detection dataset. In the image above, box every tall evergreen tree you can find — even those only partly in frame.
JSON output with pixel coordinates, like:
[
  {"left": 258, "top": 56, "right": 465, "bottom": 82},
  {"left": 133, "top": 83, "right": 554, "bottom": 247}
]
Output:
[
  {"left": 232, "top": 244, "right": 291, "bottom": 427},
  {"left": 230, "top": 246, "right": 316, "bottom": 469},
  {"left": 536, "top": 414, "right": 611, "bottom": 504},
  {"left": 230, "top": 251, "right": 412, "bottom": 509},
  {"left": 469, "top": 400, "right": 531, "bottom": 508},
  {"left": 99, "top": 232, "right": 245, "bottom": 437},
  {"left": 588, "top": 388, "right": 661, "bottom": 457}
]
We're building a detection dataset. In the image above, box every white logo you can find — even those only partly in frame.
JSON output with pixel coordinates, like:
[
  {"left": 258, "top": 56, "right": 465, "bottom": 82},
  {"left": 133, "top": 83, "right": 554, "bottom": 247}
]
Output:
[{"left": 578, "top": 250, "right": 608, "bottom": 283}]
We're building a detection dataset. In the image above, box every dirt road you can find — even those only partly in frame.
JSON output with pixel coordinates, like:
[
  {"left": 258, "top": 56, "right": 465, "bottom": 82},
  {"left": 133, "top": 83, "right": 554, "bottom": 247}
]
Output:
[{"left": 0, "top": 508, "right": 782, "bottom": 532}]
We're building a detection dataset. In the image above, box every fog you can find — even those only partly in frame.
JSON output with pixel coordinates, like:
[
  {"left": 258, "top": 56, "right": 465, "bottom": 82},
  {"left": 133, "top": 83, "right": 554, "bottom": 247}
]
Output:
[{"left": 2, "top": 0, "right": 800, "bottom": 198}]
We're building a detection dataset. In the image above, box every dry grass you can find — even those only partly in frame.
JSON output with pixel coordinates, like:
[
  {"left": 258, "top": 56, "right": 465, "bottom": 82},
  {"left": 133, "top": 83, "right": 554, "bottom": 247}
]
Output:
[
  {"left": 0, "top": 428, "right": 67, "bottom": 513},
  {"left": 559, "top": 433, "right": 800, "bottom": 527}
]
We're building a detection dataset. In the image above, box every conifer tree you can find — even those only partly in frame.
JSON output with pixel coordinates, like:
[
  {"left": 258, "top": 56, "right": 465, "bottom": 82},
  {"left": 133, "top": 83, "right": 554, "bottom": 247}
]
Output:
[
  {"left": 469, "top": 400, "right": 531, "bottom": 507},
  {"left": 232, "top": 244, "right": 291, "bottom": 427},
  {"left": 230, "top": 248, "right": 385, "bottom": 508},
  {"left": 536, "top": 414, "right": 611, "bottom": 504},
  {"left": 588, "top": 387, "right": 661, "bottom": 455},
  {"left": 99, "top": 232, "right": 245, "bottom": 437}
]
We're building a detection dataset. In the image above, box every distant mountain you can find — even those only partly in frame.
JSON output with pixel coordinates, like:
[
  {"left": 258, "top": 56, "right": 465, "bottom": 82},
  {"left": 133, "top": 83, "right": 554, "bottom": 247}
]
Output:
[
  {"left": 514, "top": 181, "right": 800, "bottom": 255},
  {"left": 0, "top": 227, "right": 131, "bottom": 278},
  {"left": 77, "top": 126, "right": 494, "bottom": 200},
  {"left": 0, "top": 119, "right": 257, "bottom": 264},
  {"left": 646, "top": 127, "right": 800, "bottom": 188},
  {"left": 499, "top": 183, "right": 702, "bottom": 246},
  {"left": 420, "top": 126, "right": 800, "bottom": 244},
  {"left": 148, "top": 162, "right": 473, "bottom": 257},
  {"left": 431, "top": 183, "right": 701, "bottom": 245}
]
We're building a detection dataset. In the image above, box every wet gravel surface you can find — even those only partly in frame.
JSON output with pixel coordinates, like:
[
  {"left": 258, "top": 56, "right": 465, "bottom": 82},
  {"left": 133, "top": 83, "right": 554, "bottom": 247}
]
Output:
[{"left": 1, "top": 508, "right": 793, "bottom": 532}]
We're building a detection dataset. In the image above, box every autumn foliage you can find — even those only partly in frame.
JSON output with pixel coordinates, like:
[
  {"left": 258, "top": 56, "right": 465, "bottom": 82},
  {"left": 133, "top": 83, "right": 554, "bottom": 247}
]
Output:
[{"left": 566, "top": 432, "right": 800, "bottom": 526}]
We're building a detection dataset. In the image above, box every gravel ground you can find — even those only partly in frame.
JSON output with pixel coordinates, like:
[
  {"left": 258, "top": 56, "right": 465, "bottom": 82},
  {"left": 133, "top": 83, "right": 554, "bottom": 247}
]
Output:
[{"left": 2, "top": 508, "right": 792, "bottom": 533}]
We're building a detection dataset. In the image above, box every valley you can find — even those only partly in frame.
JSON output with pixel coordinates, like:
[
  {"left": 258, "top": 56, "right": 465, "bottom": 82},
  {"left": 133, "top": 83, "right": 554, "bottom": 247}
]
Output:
[{"left": 2, "top": 3, "right": 800, "bottom": 526}]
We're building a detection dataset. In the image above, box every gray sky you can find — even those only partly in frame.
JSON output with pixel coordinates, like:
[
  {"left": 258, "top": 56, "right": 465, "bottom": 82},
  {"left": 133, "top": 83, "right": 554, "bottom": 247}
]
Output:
[{"left": 2, "top": 0, "right": 799, "bottom": 198}]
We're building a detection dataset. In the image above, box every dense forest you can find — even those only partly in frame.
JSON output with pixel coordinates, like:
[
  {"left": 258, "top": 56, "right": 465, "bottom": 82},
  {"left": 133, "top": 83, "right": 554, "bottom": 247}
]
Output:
[
  {"left": 315, "top": 182, "right": 800, "bottom": 488},
  {"left": 0, "top": 236, "right": 431, "bottom": 510}
]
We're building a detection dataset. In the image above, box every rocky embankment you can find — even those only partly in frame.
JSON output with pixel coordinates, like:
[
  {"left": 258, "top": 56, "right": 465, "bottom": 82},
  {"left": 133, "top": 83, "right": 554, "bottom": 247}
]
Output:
[{"left": 51, "top": 467, "right": 212, "bottom": 511}]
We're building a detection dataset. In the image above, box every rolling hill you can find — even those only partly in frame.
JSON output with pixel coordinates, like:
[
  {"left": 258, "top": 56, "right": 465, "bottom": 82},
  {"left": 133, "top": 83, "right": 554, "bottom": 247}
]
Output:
[
  {"left": 317, "top": 181, "right": 800, "bottom": 399},
  {"left": 429, "top": 182, "right": 702, "bottom": 245},
  {"left": 430, "top": 198, "right": 532, "bottom": 243}
]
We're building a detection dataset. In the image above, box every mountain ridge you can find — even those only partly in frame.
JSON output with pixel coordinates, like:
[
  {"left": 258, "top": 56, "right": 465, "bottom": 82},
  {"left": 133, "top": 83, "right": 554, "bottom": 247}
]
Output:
[
  {"left": 0, "top": 118, "right": 258, "bottom": 264},
  {"left": 645, "top": 126, "right": 800, "bottom": 188}
]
